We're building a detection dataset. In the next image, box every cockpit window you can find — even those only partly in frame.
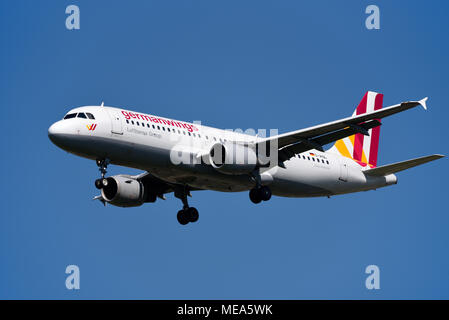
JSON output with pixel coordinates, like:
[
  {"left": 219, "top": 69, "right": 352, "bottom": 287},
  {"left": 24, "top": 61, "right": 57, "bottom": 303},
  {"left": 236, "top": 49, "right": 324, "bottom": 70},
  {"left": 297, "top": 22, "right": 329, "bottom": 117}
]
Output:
[
  {"left": 86, "top": 113, "right": 95, "bottom": 119},
  {"left": 77, "top": 113, "right": 87, "bottom": 119},
  {"left": 64, "top": 113, "right": 77, "bottom": 119}
]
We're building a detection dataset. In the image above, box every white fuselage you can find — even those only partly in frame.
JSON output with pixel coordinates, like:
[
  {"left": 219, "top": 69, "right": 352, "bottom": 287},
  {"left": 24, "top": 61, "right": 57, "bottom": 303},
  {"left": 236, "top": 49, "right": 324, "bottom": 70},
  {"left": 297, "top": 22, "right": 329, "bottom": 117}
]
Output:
[{"left": 48, "top": 106, "right": 397, "bottom": 197}]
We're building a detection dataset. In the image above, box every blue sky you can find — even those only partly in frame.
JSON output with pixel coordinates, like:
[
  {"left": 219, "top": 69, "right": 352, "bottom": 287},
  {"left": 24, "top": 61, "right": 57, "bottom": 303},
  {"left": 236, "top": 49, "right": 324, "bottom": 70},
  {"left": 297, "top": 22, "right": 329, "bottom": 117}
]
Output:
[{"left": 1, "top": 0, "right": 448, "bottom": 299}]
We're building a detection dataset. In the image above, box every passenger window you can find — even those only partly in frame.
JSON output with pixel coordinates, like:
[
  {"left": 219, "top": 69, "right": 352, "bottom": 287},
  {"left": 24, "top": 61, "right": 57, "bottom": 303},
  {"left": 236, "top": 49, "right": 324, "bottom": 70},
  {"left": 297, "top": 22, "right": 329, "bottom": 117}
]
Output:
[
  {"left": 147, "top": 124, "right": 150, "bottom": 128},
  {"left": 86, "top": 113, "right": 95, "bottom": 119},
  {"left": 126, "top": 120, "right": 129, "bottom": 124},
  {"left": 188, "top": 132, "right": 191, "bottom": 136},
  {"left": 162, "top": 127, "right": 165, "bottom": 131},
  {"left": 64, "top": 113, "right": 77, "bottom": 119},
  {"left": 131, "top": 121, "right": 134, "bottom": 125},
  {"left": 193, "top": 133, "right": 196, "bottom": 137},
  {"left": 167, "top": 128, "right": 171, "bottom": 132},
  {"left": 157, "top": 126, "right": 160, "bottom": 130},
  {"left": 77, "top": 113, "right": 87, "bottom": 119},
  {"left": 307, "top": 157, "right": 310, "bottom": 160},
  {"left": 326, "top": 160, "right": 329, "bottom": 164}
]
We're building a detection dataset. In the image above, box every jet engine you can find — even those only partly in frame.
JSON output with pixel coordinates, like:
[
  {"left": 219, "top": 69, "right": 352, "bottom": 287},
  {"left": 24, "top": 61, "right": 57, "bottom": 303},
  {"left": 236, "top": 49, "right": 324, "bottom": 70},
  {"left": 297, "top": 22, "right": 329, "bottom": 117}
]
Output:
[
  {"left": 208, "top": 142, "right": 257, "bottom": 175},
  {"left": 101, "top": 175, "right": 146, "bottom": 207}
]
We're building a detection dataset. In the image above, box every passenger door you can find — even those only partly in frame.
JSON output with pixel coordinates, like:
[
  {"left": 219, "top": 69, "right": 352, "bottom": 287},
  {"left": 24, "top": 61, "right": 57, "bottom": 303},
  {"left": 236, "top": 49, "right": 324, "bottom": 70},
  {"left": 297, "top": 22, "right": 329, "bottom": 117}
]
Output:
[{"left": 106, "top": 109, "right": 123, "bottom": 135}]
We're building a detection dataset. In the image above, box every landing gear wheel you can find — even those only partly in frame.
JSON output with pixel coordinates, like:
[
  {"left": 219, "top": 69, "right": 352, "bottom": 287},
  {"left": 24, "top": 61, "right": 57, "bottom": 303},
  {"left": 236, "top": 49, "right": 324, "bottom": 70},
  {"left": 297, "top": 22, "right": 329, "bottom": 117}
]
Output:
[
  {"left": 177, "top": 210, "right": 189, "bottom": 225},
  {"left": 260, "top": 186, "right": 272, "bottom": 201},
  {"left": 249, "top": 186, "right": 272, "bottom": 203},
  {"left": 94, "top": 179, "right": 103, "bottom": 189},
  {"left": 94, "top": 178, "right": 110, "bottom": 189},
  {"left": 249, "top": 188, "right": 262, "bottom": 204},
  {"left": 187, "top": 207, "right": 199, "bottom": 223}
]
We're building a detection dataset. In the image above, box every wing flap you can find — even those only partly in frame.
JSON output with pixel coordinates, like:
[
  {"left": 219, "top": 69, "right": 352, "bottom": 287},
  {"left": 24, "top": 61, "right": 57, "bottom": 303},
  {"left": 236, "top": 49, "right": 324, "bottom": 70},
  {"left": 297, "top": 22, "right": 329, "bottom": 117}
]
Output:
[{"left": 363, "top": 154, "right": 444, "bottom": 177}]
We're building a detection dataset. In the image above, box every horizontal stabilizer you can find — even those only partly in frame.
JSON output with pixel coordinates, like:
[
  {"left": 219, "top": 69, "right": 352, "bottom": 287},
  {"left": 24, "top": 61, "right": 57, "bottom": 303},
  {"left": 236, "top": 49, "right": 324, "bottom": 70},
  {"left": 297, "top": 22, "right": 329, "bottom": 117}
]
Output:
[{"left": 363, "top": 154, "right": 444, "bottom": 177}]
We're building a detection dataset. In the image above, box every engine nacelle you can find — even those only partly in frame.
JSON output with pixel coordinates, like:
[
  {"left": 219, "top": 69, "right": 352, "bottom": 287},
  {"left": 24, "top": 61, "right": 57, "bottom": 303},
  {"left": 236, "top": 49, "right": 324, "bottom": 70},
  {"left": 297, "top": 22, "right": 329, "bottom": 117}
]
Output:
[
  {"left": 101, "top": 175, "right": 145, "bottom": 207},
  {"left": 208, "top": 142, "right": 257, "bottom": 175}
]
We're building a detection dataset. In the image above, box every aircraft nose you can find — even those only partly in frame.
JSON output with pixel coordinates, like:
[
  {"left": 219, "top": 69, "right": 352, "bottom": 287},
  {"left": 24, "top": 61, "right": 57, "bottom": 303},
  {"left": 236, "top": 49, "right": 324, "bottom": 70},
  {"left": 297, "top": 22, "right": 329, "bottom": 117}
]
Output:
[
  {"left": 48, "top": 121, "right": 67, "bottom": 146},
  {"left": 48, "top": 121, "right": 60, "bottom": 140}
]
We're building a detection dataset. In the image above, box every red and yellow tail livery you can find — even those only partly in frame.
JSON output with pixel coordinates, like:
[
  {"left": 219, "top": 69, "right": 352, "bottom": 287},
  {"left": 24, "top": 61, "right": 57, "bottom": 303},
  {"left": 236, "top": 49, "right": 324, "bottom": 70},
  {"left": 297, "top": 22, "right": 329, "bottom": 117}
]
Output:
[{"left": 329, "top": 91, "right": 383, "bottom": 168}]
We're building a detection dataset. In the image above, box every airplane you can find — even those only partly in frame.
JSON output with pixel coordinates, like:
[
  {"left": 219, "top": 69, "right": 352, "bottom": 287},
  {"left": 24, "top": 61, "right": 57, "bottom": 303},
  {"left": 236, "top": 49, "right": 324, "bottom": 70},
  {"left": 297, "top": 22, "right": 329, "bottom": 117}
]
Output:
[{"left": 48, "top": 91, "right": 444, "bottom": 225}]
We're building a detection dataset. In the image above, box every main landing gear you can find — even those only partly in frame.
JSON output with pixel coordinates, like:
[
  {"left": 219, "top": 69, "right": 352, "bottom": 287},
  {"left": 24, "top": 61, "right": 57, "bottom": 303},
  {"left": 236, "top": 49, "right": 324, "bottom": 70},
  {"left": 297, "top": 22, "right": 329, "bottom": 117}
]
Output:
[
  {"left": 177, "top": 207, "right": 199, "bottom": 225},
  {"left": 94, "top": 158, "right": 110, "bottom": 189},
  {"left": 249, "top": 186, "right": 272, "bottom": 204},
  {"left": 175, "top": 187, "right": 199, "bottom": 225}
]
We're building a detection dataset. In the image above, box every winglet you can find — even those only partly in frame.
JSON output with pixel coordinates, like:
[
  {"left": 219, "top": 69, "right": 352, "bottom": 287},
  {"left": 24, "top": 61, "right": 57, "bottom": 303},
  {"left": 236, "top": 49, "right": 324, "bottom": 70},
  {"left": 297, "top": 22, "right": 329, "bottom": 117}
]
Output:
[{"left": 419, "top": 97, "right": 428, "bottom": 110}]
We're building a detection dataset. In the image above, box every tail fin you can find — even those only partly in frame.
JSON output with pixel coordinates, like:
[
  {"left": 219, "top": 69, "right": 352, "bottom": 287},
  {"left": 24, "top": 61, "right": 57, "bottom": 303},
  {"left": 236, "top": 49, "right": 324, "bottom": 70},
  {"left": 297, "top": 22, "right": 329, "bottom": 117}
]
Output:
[{"left": 328, "top": 91, "right": 383, "bottom": 167}]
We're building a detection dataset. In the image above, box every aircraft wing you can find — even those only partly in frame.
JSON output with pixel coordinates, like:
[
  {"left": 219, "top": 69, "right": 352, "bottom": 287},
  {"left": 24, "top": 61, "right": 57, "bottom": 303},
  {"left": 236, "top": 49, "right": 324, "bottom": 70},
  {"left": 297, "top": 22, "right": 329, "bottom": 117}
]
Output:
[{"left": 257, "top": 98, "right": 428, "bottom": 162}]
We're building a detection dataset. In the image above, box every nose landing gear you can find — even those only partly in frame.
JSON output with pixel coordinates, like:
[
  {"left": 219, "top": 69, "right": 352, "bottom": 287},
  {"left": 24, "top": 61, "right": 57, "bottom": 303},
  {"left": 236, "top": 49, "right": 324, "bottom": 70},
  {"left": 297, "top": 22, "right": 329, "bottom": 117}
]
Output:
[{"left": 94, "top": 158, "right": 110, "bottom": 189}]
